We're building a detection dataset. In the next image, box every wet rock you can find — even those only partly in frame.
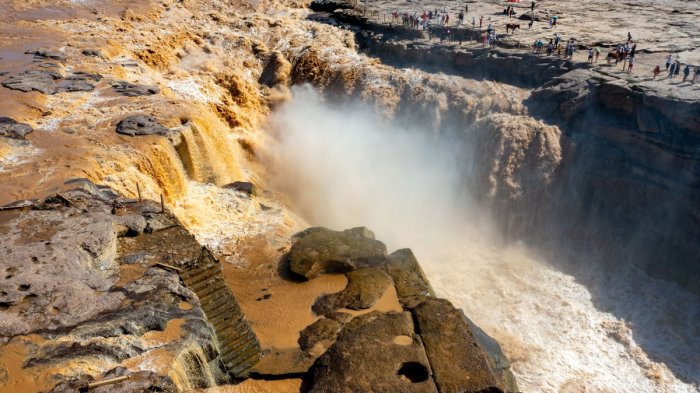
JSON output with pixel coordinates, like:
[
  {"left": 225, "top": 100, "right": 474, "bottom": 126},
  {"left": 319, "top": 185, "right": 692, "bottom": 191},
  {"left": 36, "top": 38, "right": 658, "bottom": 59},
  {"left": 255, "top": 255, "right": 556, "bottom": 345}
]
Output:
[
  {"left": 25, "top": 49, "right": 67, "bottom": 62},
  {"left": 258, "top": 52, "right": 292, "bottom": 87},
  {"left": 409, "top": 298, "right": 503, "bottom": 393},
  {"left": 0, "top": 117, "right": 33, "bottom": 140},
  {"left": 298, "top": 317, "right": 343, "bottom": 352},
  {"left": 55, "top": 72, "right": 102, "bottom": 93},
  {"left": 112, "top": 81, "right": 160, "bottom": 97},
  {"left": 2, "top": 70, "right": 100, "bottom": 94},
  {"left": 2, "top": 69, "right": 62, "bottom": 94},
  {"left": 463, "top": 314, "right": 519, "bottom": 393},
  {"left": 222, "top": 181, "right": 256, "bottom": 195},
  {"left": 289, "top": 227, "right": 387, "bottom": 279},
  {"left": 116, "top": 115, "right": 170, "bottom": 137},
  {"left": 385, "top": 249, "right": 435, "bottom": 299},
  {"left": 313, "top": 267, "right": 391, "bottom": 315},
  {"left": 307, "top": 312, "right": 438, "bottom": 393},
  {"left": 81, "top": 49, "right": 103, "bottom": 57}
]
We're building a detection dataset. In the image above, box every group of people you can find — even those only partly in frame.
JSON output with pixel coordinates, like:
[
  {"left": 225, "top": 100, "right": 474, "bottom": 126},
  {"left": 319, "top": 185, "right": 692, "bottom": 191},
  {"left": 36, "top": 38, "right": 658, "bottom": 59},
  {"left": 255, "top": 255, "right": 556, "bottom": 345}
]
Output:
[
  {"left": 532, "top": 35, "right": 577, "bottom": 60},
  {"left": 657, "top": 55, "right": 699, "bottom": 82}
]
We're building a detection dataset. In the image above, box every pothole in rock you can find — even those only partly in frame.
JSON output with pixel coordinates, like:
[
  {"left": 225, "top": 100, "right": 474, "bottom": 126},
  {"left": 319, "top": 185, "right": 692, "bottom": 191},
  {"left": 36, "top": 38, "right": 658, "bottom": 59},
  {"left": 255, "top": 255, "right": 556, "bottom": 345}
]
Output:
[
  {"left": 392, "top": 335, "right": 413, "bottom": 346},
  {"left": 397, "top": 361, "right": 429, "bottom": 383}
]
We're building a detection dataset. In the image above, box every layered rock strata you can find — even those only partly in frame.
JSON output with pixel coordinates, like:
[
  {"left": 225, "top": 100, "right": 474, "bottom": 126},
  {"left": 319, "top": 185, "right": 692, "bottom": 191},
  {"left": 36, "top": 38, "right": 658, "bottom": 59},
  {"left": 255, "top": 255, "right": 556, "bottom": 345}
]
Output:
[{"left": 0, "top": 181, "right": 260, "bottom": 391}]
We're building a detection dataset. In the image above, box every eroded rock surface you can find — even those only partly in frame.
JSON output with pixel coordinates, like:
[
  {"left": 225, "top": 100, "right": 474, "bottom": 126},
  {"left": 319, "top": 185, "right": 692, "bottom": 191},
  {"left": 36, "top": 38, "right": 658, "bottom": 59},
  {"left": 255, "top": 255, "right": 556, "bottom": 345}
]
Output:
[
  {"left": 0, "top": 182, "right": 259, "bottom": 391},
  {"left": 116, "top": 115, "right": 170, "bottom": 137},
  {"left": 307, "top": 312, "right": 439, "bottom": 393},
  {"left": 2, "top": 69, "right": 101, "bottom": 94},
  {"left": 289, "top": 227, "right": 388, "bottom": 279},
  {"left": 112, "top": 81, "right": 160, "bottom": 97},
  {"left": 0, "top": 117, "right": 33, "bottom": 139}
]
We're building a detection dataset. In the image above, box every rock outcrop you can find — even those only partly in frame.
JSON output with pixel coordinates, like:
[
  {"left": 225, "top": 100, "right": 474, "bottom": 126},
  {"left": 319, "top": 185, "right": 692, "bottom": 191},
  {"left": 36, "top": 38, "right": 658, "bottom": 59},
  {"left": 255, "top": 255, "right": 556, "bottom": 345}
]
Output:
[
  {"left": 116, "top": 115, "right": 171, "bottom": 137},
  {"left": 0, "top": 181, "right": 261, "bottom": 391},
  {"left": 288, "top": 227, "right": 388, "bottom": 279},
  {"left": 0, "top": 117, "right": 33, "bottom": 140},
  {"left": 2, "top": 69, "right": 102, "bottom": 94},
  {"left": 289, "top": 227, "right": 517, "bottom": 393}
]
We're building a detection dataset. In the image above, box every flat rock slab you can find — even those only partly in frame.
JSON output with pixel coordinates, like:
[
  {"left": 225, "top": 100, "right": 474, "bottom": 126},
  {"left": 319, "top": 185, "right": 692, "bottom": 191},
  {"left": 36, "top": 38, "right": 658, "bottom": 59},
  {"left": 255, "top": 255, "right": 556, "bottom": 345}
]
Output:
[
  {"left": 2, "top": 70, "right": 101, "bottom": 94},
  {"left": 298, "top": 317, "right": 343, "bottom": 352},
  {"left": 307, "top": 311, "right": 439, "bottom": 393},
  {"left": 25, "top": 49, "right": 67, "bottom": 62},
  {"left": 289, "top": 227, "right": 387, "bottom": 279},
  {"left": 116, "top": 115, "right": 170, "bottom": 137},
  {"left": 385, "top": 248, "right": 435, "bottom": 299},
  {"left": 112, "top": 81, "right": 160, "bottom": 97},
  {"left": 410, "top": 298, "right": 503, "bottom": 393},
  {"left": 0, "top": 117, "right": 33, "bottom": 139},
  {"left": 313, "top": 267, "right": 392, "bottom": 315}
]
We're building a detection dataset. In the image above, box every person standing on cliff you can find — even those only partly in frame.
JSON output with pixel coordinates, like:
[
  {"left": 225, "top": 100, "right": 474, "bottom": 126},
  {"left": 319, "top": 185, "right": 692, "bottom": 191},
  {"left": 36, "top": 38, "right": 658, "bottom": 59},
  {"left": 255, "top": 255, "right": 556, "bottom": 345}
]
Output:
[
  {"left": 588, "top": 48, "right": 594, "bottom": 63},
  {"left": 694, "top": 66, "right": 700, "bottom": 83},
  {"left": 627, "top": 32, "right": 632, "bottom": 43},
  {"left": 668, "top": 62, "right": 676, "bottom": 78},
  {"left": 674, "top": 61, "right": 681, "bottom": 78},
  {"left": 472, "top": 16, "right": 476, "bottom": 27},
  {"left": 627, "top": 56, "right": 634, "bottom": 73},
  {"left": 479, "top": 16, "right": 483, "bottom": 29},
  {"left": 531, "top": 1, "right": 536, "bottom": 12},
  {"left": 665, "top": 54, "right": 672, "bottom": 70},
  {"left": 595, "top": 46, "right": 601, "bottom": 63},
  {"left": 682, "top": 64, "right": 690, "bottom": 81},
  {"left": 653, "top": 65, "right": 661, "bottom": 79}
]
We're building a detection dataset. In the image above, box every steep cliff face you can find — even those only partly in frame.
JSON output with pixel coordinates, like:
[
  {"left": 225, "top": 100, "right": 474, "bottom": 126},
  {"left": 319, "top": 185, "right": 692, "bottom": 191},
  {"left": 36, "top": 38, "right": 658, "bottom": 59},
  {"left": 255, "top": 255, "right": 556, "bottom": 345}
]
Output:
[
  {"left": 308, "top": 2, "right": 699, "bottom": 296},
  {"left": 527, "top": 69, "right": 700, "bottom": 292},
  {"left": 0, "top": 181, "right": 259, "bottom": 392}
]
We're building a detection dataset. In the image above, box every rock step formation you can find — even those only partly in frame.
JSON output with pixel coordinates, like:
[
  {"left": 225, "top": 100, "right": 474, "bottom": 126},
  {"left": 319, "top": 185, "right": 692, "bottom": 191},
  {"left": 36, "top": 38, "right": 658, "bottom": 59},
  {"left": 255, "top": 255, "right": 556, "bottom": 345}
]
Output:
[
  {"left": 179, "top": 251, "right": 262, "bottom": 378},
  {"left": 291, "top": 227, "right": 518, "bottom": 393}
]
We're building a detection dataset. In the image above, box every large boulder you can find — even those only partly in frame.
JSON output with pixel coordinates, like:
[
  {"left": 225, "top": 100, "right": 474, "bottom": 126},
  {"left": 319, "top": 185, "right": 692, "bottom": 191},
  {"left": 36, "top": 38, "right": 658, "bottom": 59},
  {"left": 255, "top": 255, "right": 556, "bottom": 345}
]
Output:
[
  {"left": 0, "top": 117, "right": 33, "bottom": 140},
  {"left": 385, "top": 249, "right": 435, "bottom": 299},
  {"left": 288, "top": 227, "right": 387, "bottom": 279},
  {"left": 409, "top": 298, "right": 503, "bottom": 393},
  {"left": 307, "top": 311, "right": 439, "bottom": 393}
]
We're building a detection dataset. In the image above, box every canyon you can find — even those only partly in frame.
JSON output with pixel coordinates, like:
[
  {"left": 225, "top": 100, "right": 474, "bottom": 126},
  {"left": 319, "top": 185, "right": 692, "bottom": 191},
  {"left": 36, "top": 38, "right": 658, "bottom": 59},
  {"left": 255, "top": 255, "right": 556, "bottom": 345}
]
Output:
[{"left": 0, "top": 0, "right": 698, "bottom": 392}]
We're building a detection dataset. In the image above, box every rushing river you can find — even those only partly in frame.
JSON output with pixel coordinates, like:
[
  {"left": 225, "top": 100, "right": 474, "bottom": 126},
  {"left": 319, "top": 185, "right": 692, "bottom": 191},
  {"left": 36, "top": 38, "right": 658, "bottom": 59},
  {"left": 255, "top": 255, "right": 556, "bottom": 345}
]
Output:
[{"left": 264, "top": 87, "right": 700, "bottom": 393}]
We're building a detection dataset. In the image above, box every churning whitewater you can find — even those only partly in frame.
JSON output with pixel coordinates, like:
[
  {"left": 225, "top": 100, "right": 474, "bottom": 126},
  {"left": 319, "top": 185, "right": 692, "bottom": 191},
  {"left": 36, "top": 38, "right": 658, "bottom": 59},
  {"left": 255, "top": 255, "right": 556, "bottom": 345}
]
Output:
[{"left": 265, "top": 87, "right": 700, "bottom": 393}]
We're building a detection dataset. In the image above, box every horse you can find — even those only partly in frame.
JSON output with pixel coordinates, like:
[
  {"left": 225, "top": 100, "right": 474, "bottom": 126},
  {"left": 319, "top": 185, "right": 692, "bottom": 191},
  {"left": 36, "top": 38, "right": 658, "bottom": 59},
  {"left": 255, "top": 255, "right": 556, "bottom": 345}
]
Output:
[
  {"left": 506, "top": 23, "right": 520, "bottom": 34},
  {"left": 606, "top": 51, "right": 623, "bottom": 64}
]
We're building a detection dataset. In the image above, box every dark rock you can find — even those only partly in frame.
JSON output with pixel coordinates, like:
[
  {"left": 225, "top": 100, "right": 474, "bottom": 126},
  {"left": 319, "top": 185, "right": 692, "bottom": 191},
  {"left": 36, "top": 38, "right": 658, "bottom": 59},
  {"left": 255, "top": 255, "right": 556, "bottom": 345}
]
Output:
[
  {"left": 25, "top": 49, "right": 67, "bottom": 62},
  {"left": 307, "top": 312, "right": 439, "bottom": 393},
  {"left": 2, "top": 69, "right": 62, "bottom": 94},
  {"left": 81, "top": 49, "right": 103, "bottom": 57},
  {"left": 298, "top": 317, "right": 343, "bottom": 352},
  {"left": 55, "top": 72, "right": 102, "bottom": 93},
  {"left": 0, "top": 117, "right": 33, "bottom": 139},
  {"left": 116, "top": 115, "right": 170, "bottom": 137},
  {"left": 309, "top": 0, "right": 355, "bottom": 12},
  {"left": 385, "top": 249, "right": 435, "bottom": 299},
  {"left": 222, "top": 181, "right": 256, "bottom": 195},
  {"left": 112, "top": 81, "right": 160, "bottom": 96},
  {"left": 288, "top": 227, "right": 387, "bottom": 279},
  {"left": 463, "top": 313, "right": 519, "bottom": 393},
  {"left": 2, "top": 70, "right": 100, "bottom": 94},
  {"left": 410, "top": 298, "right": 503, "bottom": 393},
  {"left": 313, "top": 267, "right": 391, "bottom": 315}
]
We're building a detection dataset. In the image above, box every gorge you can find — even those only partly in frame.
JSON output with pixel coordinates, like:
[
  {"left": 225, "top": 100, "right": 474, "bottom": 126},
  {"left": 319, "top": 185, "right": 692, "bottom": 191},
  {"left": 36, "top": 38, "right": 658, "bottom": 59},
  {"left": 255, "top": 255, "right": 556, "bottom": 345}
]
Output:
[{"left": 0, "top": 0, "right": 698, "bottom": 392}]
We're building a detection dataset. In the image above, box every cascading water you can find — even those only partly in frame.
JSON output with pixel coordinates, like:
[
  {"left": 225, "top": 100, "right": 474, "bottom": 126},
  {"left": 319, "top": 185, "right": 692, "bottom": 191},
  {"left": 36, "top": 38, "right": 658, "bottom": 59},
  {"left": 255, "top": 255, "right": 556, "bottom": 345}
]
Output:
[{"left": 263, "top": 86, "right": 700, "bottom": 393}]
